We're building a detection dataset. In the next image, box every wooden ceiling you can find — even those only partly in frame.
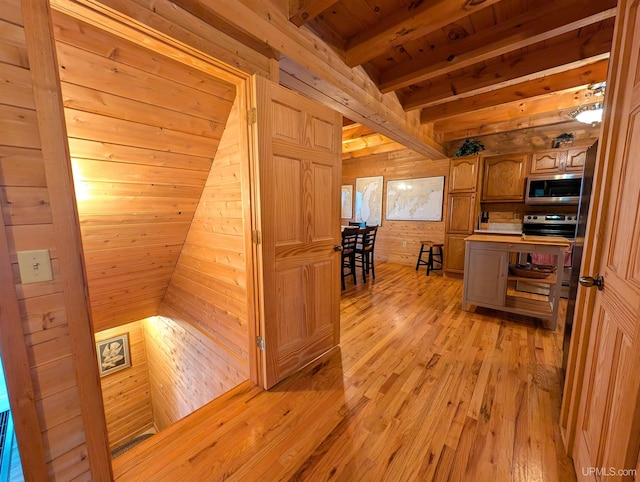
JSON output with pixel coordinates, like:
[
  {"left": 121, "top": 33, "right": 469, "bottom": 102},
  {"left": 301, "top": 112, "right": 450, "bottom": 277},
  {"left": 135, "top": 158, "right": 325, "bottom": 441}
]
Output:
[{"left": 294, "top": 0, "right": 615, "bottom": 155}]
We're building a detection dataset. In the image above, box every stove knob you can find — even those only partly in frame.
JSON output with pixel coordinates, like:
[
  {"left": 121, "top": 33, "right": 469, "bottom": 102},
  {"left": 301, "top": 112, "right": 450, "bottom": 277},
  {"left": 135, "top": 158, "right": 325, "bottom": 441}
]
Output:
[{"left": 533, "top": 215, "right": 538, "bottom": 220}]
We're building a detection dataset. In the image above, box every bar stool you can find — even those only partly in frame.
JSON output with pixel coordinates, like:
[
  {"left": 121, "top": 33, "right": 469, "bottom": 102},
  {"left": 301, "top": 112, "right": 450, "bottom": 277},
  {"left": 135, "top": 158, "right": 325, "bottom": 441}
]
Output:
[{"left": 416, "top": 240, "right": 443, "bottom": 275}]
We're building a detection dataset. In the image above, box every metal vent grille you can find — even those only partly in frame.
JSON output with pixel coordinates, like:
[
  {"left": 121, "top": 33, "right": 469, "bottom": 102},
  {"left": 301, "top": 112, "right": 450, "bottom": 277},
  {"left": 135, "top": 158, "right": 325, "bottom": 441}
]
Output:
[{"left": 0, "top": 410, "right": 9, "bottom": 469}]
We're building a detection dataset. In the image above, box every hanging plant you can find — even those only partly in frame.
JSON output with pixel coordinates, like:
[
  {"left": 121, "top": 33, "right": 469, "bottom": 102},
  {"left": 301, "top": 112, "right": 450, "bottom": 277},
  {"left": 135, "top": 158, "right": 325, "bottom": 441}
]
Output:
[{"left": 454, "top": 139, "right": 485, "bottom": 157}]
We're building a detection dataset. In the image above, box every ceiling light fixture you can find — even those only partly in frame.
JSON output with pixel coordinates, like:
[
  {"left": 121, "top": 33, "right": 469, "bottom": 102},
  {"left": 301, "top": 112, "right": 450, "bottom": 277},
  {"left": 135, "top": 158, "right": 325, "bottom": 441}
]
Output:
[{"left": 569, "top": 82, "right": 606, "bottom": 126}]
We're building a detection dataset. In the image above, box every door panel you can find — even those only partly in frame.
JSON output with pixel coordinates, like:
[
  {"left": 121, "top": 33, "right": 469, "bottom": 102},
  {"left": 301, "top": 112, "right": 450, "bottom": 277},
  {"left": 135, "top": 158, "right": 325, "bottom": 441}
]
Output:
[
  {"left": 254, "top": 76, "right": 341, "bottom": 389},
  {"left": 572, "top": 1, "right": 640, "bottom": 478}
]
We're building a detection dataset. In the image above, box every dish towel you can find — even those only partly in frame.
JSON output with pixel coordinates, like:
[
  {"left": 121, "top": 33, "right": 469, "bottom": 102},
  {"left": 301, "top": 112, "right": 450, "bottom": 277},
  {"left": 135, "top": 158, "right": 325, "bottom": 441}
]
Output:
[{"left": 531, "top": 246, "right": 572, "bottom": 267}]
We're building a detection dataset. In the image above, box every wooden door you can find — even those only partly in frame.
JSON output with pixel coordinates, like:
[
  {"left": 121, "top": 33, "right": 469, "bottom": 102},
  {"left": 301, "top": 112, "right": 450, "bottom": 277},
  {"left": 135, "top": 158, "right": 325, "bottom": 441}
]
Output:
[
  {"left": 253, "top": 76, "right": 341, "bottom": 389},
  {"left": 481, "top": 154, "right": 528, "bottom": 202},
  {"left": 571, "top": 1, "right": 640, "bottom": 478},
  {"left": 449, "top": 156, "right": 479, "bottom": 192}
]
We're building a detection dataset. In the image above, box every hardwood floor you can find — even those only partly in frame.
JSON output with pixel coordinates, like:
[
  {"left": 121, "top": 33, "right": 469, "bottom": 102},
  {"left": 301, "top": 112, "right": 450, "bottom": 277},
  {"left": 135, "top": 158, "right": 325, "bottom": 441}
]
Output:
[{"left": 113, "top": 263, "right": 576, "bottom": 481}]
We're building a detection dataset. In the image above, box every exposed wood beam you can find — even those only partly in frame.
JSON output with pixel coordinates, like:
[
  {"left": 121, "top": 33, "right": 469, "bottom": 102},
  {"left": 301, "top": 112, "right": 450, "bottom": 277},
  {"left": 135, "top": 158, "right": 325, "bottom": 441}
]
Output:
[
  {"left": 402, "top": 26, "right": 613, "bottom": 111},
  {"left": 445, "top": 121, "right": 601, "bottom": 156},
  {"left": 431, "top": 88, "right": 599, "bottom": 133},
  {"left": 344, "top": 0, "right": 502, "bottom": 68},
  {"left": 342, "top": 140, "right": 406, "bottom": 159},
  {"left": 441, "top": 110, "right": 596, "bottom": 142},
  {"left": 173, "top": 0, "right": 445, "bottom": 158},
  {"left": 279, "top": 60, "right": 444, "bottom": 158},
  {"left": 342, "top": 132, "right": 397, "bottom": 154},
  {"left": 289, "top": 0, "right": 338, "bottom": 27},
  {"left": 342, "top": 123, "right": 376, "bottom": 141},
  {"left": 379, "top": 0, "right": 617, "bottom": 93},
  {"left": 420, "top": 59, "right": 609, "bottom": 123}
]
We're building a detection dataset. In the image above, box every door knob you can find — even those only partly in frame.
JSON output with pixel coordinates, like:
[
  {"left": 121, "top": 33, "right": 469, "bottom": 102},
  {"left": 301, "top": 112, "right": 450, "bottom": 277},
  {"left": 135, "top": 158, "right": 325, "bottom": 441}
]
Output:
[
  {"left": 334, "top": 245, "right": 343, "bottom": 252},
  {"left": 579, "top": 274, "right": 604, "bottom": 290}
]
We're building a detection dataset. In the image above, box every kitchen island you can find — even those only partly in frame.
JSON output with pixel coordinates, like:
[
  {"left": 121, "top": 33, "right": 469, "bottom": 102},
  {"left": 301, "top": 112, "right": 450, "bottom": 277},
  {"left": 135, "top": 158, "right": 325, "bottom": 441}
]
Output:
[{"left": 461, "top": 234, "right": 571, "bottom": 330}]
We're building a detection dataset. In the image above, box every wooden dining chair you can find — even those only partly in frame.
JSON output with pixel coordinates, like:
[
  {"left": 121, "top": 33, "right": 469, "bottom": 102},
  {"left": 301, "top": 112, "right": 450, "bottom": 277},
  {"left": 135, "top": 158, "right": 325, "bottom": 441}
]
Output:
[
  {"left": 355, "top": 225, "right": 378, "bottom": 282},
  {"left": 341, "top": 226, "right": 359, "bottom": 290}
]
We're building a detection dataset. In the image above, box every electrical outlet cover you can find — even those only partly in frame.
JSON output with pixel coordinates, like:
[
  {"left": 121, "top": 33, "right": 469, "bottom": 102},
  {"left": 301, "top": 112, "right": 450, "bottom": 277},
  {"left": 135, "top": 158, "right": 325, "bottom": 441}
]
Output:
[{"left": 17, "top": 250, "right": 53, "bottom": 284}]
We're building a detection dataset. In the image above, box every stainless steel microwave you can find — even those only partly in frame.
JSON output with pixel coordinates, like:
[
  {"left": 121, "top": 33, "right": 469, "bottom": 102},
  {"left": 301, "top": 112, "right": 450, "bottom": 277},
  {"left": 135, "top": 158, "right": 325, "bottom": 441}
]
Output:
[{"left": 525, "top": 172, "right": 582, "bottom": 205}]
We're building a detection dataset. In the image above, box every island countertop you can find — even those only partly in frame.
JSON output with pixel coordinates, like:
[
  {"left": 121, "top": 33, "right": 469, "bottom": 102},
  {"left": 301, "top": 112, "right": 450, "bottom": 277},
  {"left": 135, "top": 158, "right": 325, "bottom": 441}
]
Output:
[{"left": 464, "top": 233, "right": 571, "bottom": 248}]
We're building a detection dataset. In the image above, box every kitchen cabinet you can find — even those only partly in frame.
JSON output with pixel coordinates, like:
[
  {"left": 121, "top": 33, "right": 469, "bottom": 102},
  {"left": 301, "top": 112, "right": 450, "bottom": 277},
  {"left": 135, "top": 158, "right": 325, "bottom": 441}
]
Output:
[
  {"left": 463, "top": 245, "right": 508, "bottom": 307},
  {"left": 443, "top": 234, "right": 467, "bottom": 273},
  {"left": 449, "top": 156, "right": 479, "bottom": 192},
  {"left": 461, "top": 234, "right": 570, "bottom": 330},
  {"left": 530, "top": 147, "right": 588, "bottom": 174},
  {"left": 444, "top": 155, "right": 480, "bottom": 275},
  {"left": 565, "top": 147, "right": 587, "bottom": 172},
  {"left": 447, "top": 193, "right": 477, "bottom": 233},
  {"left": 481, "top": 153, "right": 528, "bottom": 202}
]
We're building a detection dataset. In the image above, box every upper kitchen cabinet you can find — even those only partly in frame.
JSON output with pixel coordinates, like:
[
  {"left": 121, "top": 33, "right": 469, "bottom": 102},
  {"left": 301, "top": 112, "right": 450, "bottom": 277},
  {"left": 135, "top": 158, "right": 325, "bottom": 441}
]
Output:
[
  {"left": 449, "top": 156, "right": 479, "bottom": 193},
  {"left": 530, "top": 147, "right": 588, "bottom": 174},
  {"left": 481, "top": 154, "right": 528, "bottom": 202}
]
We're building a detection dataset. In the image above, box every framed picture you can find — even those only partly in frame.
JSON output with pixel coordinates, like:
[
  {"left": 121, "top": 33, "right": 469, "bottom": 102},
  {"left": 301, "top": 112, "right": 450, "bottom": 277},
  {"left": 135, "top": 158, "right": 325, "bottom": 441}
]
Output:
[
  {"left": 96, "top": 333, "right": 131, "bottom": 377},
  {"left": 385, "top": 176, "right": 445, "bottom": 221},
  {"left": 355, "top": 176, "right": 383, "bottom": 226},
  {"left": 341, "top": 185, "right": 353, "bottom": 219}
]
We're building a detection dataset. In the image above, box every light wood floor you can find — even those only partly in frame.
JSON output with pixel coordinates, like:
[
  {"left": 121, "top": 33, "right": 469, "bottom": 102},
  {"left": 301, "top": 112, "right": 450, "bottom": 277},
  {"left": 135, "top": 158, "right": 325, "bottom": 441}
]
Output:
[{"left": 113, "top": 263, "right": 576, "bottom": 481}]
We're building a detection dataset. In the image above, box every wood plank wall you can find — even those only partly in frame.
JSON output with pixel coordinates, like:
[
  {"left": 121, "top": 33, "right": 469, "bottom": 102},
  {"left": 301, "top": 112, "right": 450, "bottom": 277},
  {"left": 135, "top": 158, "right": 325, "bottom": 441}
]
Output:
[
  {"left": 162, "top": 98, "right": 251, "bottom": 373},
  {"left": 51, "top": 11, "right": 236, "bottom": 332},
  {"left": 0, "top": 2, "right": 92, "bottom": 479},
  {"left": 95, "top": 321, "right": 154, "bottom": 450},
  {"left": 342, "top": 149, "right": 450, "bottom": 266},
  {"left": 143, "top": 313, "right": 248, "bottom": 431}
]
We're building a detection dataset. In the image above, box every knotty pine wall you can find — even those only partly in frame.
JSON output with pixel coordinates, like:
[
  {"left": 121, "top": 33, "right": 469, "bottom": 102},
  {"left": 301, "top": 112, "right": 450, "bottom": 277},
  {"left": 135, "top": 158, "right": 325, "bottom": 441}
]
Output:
[
  {"left": 342, "top": 149, "right": 450, "bottom": 266},
  {"left": 95, "top": 321, "right": 154, "bottom": 450},
  {"left": 143, "top": 314, "right": 248, "bottom": 430},
  {"left": 0, "top": 1, "right": 93, "bottom": 479},
  {"left": 161, "top": 97, "right": 251, "bottom": 381},
  {"left": 52, "top": 11, "right": 236, "bottom": 333}
]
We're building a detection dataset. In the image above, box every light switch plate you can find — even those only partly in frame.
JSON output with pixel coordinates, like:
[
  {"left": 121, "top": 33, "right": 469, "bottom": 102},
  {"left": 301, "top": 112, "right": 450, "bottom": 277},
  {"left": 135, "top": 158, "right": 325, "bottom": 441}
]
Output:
[{"left": 17, "top": 250, "right": 53, "bottom": 284}]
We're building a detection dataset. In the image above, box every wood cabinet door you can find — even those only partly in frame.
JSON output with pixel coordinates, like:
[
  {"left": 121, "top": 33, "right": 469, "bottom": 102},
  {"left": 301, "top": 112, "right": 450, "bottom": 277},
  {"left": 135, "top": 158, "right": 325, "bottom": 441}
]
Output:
[
  {"left": 444, "top": 234, "right": 467, "bottom": 273},
  {"left": 463, "top": 244, "right": 508, "bottom": 307},
  {"left": 447, "top": 193, "right": 476, "bottom": 233},
  {"left": 449, "top": 156, "right": 478, "bottom": 192},
  {"left": 565, "top": 147, "right": 588, "bottom": 172},
  {"left": 481, "top": 154, "right": 528, "bottom": 202},
  {"left": 530, "top": 150, "right": 563, "bottom": 174},
  {"left": 571, "top": 1, "right": 640, "bottom": 478},
  {"left": 254, "top": 76, "right": 341, "bottom": 389}
]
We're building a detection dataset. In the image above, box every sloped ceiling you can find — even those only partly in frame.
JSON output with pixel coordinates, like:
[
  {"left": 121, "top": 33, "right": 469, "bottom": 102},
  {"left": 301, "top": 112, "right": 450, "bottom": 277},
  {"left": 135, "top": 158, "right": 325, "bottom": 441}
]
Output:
[{"left": 53, "top": 11, "right": 236, "bottom": 332}]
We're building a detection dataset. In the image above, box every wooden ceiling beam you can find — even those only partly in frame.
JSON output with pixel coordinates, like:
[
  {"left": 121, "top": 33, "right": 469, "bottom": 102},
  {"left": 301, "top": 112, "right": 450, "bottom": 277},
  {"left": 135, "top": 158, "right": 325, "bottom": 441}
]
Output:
[
  {"left": 342, "top": 123, "right": 377, "bottom": 141},
  {"left": 173, "top": 0, "right": 445, "bottom": 158},
  {"left": 402, "top": 26, "right": 613, "bottom": 111},
  {"left": 420, "top": 59, "right": 609, "bottom": 123},
  {"left": 379, "top": 0, "right": 617, "bottom": 93},
  {"left": 431, "top": 88, "right": 599, "bottom": 133},
  {"left": 279, "top": 59, "right": 444, "bottom": 157},
  {"left": 440, "top": 110, "right": 585, "bottom": 142},
  {"left": 433, "top": 89, "right": 595, "bottom": 135},
  {"left": 344, "top": 0, "right": 503, "bottom": 68},
  {"left": 289, "top": 0, "right": 339, "bottom": 27},
  {"left": 445, "top": 121, "right": 601, "bottom": 155}
]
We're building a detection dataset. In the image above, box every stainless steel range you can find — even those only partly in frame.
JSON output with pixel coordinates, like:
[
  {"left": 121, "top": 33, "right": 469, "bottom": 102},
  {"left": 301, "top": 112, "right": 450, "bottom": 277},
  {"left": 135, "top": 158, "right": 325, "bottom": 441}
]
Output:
[{"left": 518, "top": 213, "right": 578, "bottom": 297}]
